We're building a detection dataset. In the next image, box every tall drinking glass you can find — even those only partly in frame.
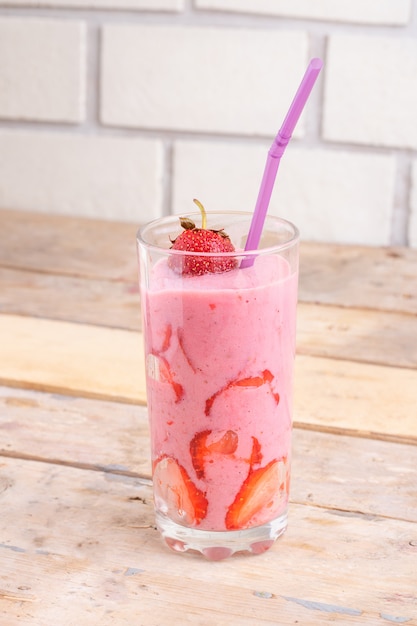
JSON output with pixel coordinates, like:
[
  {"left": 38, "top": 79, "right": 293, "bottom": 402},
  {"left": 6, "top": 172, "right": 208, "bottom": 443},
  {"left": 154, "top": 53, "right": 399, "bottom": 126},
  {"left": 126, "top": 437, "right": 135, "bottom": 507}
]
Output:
[{"left": 137, "top": 212, "right": 299, "bottom": 560}]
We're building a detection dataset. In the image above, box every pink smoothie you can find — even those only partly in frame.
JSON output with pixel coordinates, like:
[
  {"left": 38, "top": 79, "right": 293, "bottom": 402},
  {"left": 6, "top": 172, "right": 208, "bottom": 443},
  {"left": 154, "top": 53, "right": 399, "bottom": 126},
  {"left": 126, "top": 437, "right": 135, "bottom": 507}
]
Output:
[{"left": 142, "top": 253, "right": 298, "bottom": 532}]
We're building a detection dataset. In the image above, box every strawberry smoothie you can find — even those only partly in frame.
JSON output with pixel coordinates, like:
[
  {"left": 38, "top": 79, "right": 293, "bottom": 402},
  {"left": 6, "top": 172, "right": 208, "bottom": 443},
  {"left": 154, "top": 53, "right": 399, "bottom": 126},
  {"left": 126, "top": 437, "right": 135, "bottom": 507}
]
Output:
[
  {"left": 143, "top": 253, "right": 297, "bottom": 531},
  {"left": 138, "top": 211, "right": 299, "bottom": 558}
]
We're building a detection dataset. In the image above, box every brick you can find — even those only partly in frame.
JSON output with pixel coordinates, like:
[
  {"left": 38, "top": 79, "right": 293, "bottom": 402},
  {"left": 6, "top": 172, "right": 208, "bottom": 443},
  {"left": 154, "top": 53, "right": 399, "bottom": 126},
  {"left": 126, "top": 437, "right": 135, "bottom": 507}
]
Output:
[
  {"left": 0, "top": 131, "right": 163, "bottom": 222},
  {"left": 0, "top": 0, "right": 184, "bottom": 9},
  {"left": 101, "top": 25, "right": 308, "bottom": 136},
  {"left": 323, "top": 34, "right": 417, "bottom": 150},
  {"left": 0, "top": 18, "right": 85, "bottom": 123},
  {"left": 410, "top": 160, "right": 417, "bottom": 248},
  {"left": 172, "top": 140, "right": 395, "bottom": 245},
  {"left": 195, "top": 0, "right": 411, "bottom": 25}
]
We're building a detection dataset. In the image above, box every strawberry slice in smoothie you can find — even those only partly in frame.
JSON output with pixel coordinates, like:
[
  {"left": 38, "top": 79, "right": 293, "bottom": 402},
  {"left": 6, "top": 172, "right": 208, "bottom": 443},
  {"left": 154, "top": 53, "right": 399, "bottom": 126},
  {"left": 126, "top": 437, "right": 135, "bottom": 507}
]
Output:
[
  {"left": 225, "top": 458, "right": 289, "bottom": 530},
  {"left": 147, "top": 353, "right": 184, "bottom": 403},
  {"left": 205, "top": 369, "right": 279, "bottom": 416},
  {"left": 153, "top": 456, "right": 208, "bottom": 526},
  {"left": 190, "top": 429, "right": 239, "bottom": 479}
]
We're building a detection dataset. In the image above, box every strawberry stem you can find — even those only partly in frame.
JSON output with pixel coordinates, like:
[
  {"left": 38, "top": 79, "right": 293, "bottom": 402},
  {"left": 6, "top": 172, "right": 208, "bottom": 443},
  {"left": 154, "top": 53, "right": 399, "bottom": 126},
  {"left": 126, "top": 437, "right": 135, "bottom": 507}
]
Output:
[{"left": 193, "top": 198, "right": 207, "bottom": 229}]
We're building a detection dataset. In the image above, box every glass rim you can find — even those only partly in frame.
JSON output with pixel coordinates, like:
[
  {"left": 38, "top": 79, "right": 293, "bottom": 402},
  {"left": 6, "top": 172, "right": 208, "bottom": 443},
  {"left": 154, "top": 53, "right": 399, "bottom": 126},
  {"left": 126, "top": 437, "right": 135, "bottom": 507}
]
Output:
[{"left": 137, "top": 211, "right": 299, "bottom": 258}]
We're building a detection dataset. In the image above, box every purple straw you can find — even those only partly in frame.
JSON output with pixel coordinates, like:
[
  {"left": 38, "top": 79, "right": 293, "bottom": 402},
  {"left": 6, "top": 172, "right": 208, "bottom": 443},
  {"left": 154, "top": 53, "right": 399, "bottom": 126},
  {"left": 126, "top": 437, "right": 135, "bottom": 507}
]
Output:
[{"left": 241, "top": 58, "right": 323, "bottom": 268}]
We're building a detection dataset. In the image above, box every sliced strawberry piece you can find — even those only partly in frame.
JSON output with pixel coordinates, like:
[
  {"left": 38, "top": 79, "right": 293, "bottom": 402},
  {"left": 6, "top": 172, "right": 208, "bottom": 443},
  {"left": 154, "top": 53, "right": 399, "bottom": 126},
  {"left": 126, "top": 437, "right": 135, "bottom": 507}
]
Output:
[
  {"left": 233, "top": 374, "right": 265, "bottom": 387},
  {"left": 160, "top": 324, "right": 172, "bottom": 353},
  {"left": 248, "top": 436, "right": 263, "bottom": 468},
  {"left": 150, "top": 324, "right": 172, "bottom": 356},
  {"left": 225, "top": 458, "right": 288, "bottom": 530},
  {"left": 205, "top": 369, "right": 278, "bottom": 416},
  {"left": 190, "top": 430, "right": 211, "bottom": 479},
  {"left": 262, "top": 369, "right": 274, "bottom": 383},
  {"left": 233, "top": 369, "right": 274, "bottom": 387},
  {"left": 153, "top": 456, "right": 208, "bottom": 526},
  {"left": 205, "top": 394, "right": 217, "bottom": 416},
  {"left": 177, "top": 327, "right": 197, "bottom": 373},
  {"left": 147, "top": 353, "right": 184, "bottom": 403},
  {"left": 208, "top": 430, "right": 238, "bottom": 455},
  {"left": 190, "top": 429, "right": 239, "bottom": 479},
  {"left": 156, "top": 357, "right": 184, "bottom": 403}
]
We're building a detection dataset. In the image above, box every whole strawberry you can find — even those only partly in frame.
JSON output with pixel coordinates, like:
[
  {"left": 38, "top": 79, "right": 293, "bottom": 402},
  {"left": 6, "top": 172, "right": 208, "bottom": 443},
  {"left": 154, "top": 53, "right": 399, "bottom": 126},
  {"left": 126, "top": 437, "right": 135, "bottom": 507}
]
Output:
[{"left": 169, "top": 199, "right": 237, "bottom": 276}]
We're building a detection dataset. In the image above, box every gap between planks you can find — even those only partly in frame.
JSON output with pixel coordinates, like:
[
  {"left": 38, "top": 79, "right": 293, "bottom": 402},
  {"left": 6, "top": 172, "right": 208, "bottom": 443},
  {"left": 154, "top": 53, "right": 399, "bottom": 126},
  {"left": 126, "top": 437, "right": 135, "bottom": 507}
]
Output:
[{"left": 0, "top": 448, "right": 152, "bottom": 483}]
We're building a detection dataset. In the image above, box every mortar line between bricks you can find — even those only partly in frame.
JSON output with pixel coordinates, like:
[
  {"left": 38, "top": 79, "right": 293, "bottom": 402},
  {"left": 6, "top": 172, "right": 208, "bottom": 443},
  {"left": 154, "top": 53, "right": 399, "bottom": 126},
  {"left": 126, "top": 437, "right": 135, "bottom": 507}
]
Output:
[
  {"left": 305, "top": 33, "right": 326, "bottom": 143},
  {"left": 85, "top": 22, "right": 101, "bottom": 128},
  {"left": 391, "top": 153, "right": 413, "bottom": 246},
  {"left": 162, "top": 140, "right": 174, "bottom": 217},
  {"left": 1, "top": 119, "right": 413, "bottom": 160},
  {"left": 0, "top": 7, "right": 416, "bottom": 35}
]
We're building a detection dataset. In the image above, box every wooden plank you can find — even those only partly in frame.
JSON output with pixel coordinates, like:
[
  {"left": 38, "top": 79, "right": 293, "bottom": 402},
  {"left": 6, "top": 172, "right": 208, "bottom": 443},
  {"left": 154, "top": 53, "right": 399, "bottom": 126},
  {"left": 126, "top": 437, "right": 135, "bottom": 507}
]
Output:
[
  {"left": 1, "top": 314, "right": 416, "bottom": 441},
  {"left": 1, "top": 387, "right": 417, "bottom": 523},
  {"left": 1, "top": 456, "right": 416, "bottom": 625},
  {"left": 297, "top": 302, "right": 417, "bottom": 368},
  {"left": 294, "top": 354, "right": 417, "bottom": 442},
  {"left": 0, "top": 208, "right": 138, "bottom": 281},
  {"left": 0, "top": 387, "right": 150, "bottom": 477},
  {"left": 299, "top": 241, "right": 417, "bottom": 315},
  {"left": 0, "top": 314, "right": 146, "bottom": 405},
  {"left": 0, "top": 267, "right": 140, "bottom": 330},
  {"left": 293, "top": 428, "right": 417, "bottom": 524}
]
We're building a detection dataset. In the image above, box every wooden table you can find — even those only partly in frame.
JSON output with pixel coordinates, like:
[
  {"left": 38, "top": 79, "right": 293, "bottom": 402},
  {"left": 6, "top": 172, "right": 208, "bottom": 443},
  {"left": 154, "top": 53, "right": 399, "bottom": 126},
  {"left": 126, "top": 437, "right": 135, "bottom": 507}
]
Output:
[{"left": 1, "top": 209, "right": 417, "bottom": 625}]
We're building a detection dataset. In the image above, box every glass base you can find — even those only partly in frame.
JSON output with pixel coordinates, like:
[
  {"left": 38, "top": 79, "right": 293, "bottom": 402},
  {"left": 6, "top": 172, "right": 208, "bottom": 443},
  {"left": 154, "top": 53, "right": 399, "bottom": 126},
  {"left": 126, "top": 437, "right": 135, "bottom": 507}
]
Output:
[{"left": 155, "top": 509, "right": 288, "bottom": 561}]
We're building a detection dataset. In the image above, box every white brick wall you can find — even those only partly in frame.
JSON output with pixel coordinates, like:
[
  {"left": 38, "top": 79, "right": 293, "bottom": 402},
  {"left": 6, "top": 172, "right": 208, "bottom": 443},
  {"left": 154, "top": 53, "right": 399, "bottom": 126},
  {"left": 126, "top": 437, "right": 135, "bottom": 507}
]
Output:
[
  {"left": 101, "top": 25, "right": 308, "bottom": 136},
  {"left": 410, "top": 160, "right": 417, "bottom": 247},
  {"left": 324, "top": 34, "right": 417, "bottom": 149},
  {"left": 0, "top": 131, "right": 163, "bottom": 221},
  {"left": 0, "top": 17, "right": 85, "bottom": 123},
  {"left": 0, "top": 4, "right": 416, "bottom": 248}
]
